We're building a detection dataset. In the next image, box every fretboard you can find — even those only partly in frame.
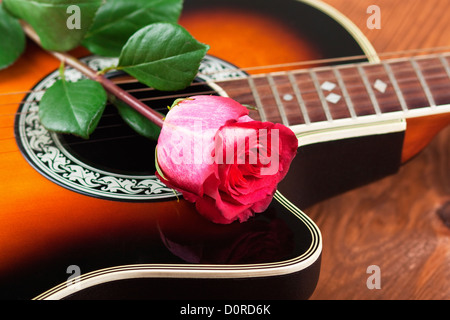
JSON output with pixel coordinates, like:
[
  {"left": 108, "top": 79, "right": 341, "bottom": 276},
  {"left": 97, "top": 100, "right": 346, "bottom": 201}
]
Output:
[{"left": 213, "top": 52, "right": 450, "bottom": 132}]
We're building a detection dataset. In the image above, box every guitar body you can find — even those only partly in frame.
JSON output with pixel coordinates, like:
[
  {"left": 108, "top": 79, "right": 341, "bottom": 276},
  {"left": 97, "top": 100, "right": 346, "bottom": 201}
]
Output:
[
  {"left": 1, "top": 0, "right": 359, "bottom": 300},
  {"left": 1, "top": 0, "right": 448, "bottom": 300}
]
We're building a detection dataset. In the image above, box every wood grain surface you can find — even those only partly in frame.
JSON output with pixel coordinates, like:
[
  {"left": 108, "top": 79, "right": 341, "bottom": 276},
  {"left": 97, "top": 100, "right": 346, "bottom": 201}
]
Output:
[{"left": 308, "top": 0, "right": 450, "bottom": 300}]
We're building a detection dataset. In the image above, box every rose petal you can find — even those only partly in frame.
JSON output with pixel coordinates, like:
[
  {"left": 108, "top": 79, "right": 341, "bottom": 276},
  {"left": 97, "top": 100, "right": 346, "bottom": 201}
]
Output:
[
  {"left": 157, "top": 96, "right": 249, "bottom": 196},
  {"left": 195, "top": 193, "right": 253, "bottom": 224},
  {"left": 223, "top": 120, "right": 298, "bottom": 182}
]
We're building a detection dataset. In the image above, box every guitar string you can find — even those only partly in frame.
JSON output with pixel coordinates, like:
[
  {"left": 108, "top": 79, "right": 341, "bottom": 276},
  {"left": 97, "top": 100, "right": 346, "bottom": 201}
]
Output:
[
  {"left": 101, "top": 45, "right": 450, "bottom": 82},
  {"left": 0, "top": 55, "right": 448, "bottom": 117},
  {"left": 0, "top": 62, "right": 448, "bottom": 147},
  {"left": 2, "top": 50, "right": 449, "bottom": 108},
  {"left": 0, "top": 50, "right": 450, "bottom": 153},
  {"left": 0, "top": 74, "right": 444, "bottom": 133},
  {"left": 1, "top": 49, "right": 449, "bottom": 113},
  {"left": 0, "top": 86, "right": 446, "bottom": 156},
  {"left": 0, "top": 102, "right": 446, "bottom": 154},
  {"left": 0, "top": 46, "right": 450, "bottom": 96},
  {"left": 1, "top": 46, "right": 450, "bottom": 99},
  {"left": 1, "top": 63, "right": 449, "bottom": 110}
]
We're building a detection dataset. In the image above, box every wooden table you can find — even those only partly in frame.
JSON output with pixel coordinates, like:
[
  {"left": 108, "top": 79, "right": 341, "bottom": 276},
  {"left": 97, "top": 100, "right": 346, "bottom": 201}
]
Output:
[{"left": 308, "top": 0, "right": 450, "bottom": 300}]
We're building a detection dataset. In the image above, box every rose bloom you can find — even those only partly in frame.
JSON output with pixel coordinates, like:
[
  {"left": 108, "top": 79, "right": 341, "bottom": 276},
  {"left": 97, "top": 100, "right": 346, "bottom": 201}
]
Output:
[{"left": 155, "top": 95, "right": 298, "bottom": 224}]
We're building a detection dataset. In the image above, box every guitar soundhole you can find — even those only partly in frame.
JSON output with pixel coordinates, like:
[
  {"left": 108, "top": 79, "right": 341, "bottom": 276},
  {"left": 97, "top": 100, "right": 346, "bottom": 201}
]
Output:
[
  {"left": 57, "top": 74, "right": 217, "bottom": 176},
  {"left": 15, "top": 55, "right": 242, "bottom": 201}
]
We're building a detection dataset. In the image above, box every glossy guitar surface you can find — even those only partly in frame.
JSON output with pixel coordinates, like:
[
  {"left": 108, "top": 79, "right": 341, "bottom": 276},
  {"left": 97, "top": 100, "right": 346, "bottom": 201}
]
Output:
[{"left": 5, "top": 0, "right": 449, "bottom": 300}]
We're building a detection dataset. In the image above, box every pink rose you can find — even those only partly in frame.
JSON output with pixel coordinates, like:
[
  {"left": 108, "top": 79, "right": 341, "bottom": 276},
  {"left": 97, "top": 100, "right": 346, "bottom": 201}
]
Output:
[{"left": 155, "top": 95, "right": 298, "bottom": 224}]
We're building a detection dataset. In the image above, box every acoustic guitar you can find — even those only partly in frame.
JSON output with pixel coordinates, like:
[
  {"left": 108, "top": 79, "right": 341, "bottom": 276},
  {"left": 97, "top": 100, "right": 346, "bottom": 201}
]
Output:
[{"left": 0, "top": 0, "right": 449, "bottom": 300}]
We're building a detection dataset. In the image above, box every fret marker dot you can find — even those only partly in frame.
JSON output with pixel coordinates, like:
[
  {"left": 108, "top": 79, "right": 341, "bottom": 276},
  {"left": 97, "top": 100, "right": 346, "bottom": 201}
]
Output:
[
  {"left": 326, "top": 93, "right": 341, "bottom": 104},
  {"left": 374, "top": 79, "right": 387, "bottom": 93},
  {"left": 283, "top": 94, "right": 294, "bottom": 101},
  {"left": 321, "top": 81, "right": 336, "bottom": 91}
]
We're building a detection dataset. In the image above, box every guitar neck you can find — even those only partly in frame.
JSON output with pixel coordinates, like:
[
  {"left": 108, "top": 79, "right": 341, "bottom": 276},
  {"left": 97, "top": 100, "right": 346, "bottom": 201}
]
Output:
[{"left": 213, "top": 52, "right": 450, "bottom": 134}]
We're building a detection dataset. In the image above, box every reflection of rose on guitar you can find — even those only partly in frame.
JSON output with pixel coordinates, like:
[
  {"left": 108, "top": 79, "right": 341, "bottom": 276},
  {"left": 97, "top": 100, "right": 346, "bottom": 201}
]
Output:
[{"left": 158, "top": 212, "right": 295, "bottom": 264}]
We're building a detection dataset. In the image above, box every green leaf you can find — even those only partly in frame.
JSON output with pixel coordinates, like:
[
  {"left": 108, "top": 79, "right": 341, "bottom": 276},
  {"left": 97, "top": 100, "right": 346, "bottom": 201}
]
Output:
[
  {"left": 3, "top": 0, "right": 103, "bottom": 52},
  {"left": 82, "top": 0, "right": 183, "bottom": 57},
  {"left": 111, "top": 96, "right": 162, "bottom": 140},
  {"left": 39, "top": 79, "right": 107, "bottom": 139},
  {"left": 0, "top": 4, "right": 25, "bottom": 70},
  {"left": 118, "top": 22, "right": 209, "bottom": 91}
]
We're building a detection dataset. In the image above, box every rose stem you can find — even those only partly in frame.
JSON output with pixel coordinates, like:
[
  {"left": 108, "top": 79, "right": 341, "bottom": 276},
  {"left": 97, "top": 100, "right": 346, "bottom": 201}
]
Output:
[{"left": 20, "top": 21, "right": 165, "bottom": 128}]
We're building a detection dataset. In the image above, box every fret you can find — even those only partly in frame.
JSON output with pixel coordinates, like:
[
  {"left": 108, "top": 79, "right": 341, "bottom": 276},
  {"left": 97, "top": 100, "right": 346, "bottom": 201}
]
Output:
[
  {"left": 288, "top": 72, "right": 311, "bottom": 125},
  {"left": 360, "top": 63, "right": 404, "bottom": 114},
  {"left": 337, "top": 65, "right": 377, "bottom": 116},
  {"left": 250, "top": 75, "right": 289, "bottom": 124},
  {"left": 415, "top": 56, "right": 450, "bottom": 106},
  {"left": 441, "top": 54, "right": 450, "bottom": 83},
  {"left": 313, "top": 68, "right": 352, "bottom": 120},
  {"left": 410, "top": 58, "right": 436, "bottom": 108},
  {"left": 290, "top": 71, "right": 329, "bottom": 123},
  {"left": 333, "top": 68, "right": 357, "bottom": 119},
  {"left": 382, "top": 62, "right": 409, "bottom": 112},
  {"left": 215, "top": 77, "right": 261, "bottom": 121},
  {"left": 357, "top": 65, "right": 382, "bottom": 115},
  {"left": 267, "top": 74, "right": 290, "bottom": 126},
  {"left": 439, "top": 54, "right": 450, "bottom": 79},
  {"left": 269, "top": 72, "right": 307, "bottom": 126},
  {"left": 251, "top": 75, "right": 285, "bottom": 123},
  {"left": 247, "top": 76, "right": 267, "bottom": 121},
  {"left": 309, "top": 70, "right": 333, "bottom": 122},
  {"left": 387, "top": 60, "right": 429, "bottom": 110}
]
